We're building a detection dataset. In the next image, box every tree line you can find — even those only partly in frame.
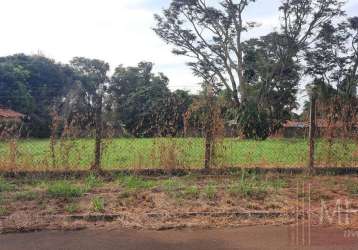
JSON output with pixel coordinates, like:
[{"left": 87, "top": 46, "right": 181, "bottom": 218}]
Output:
[
  {"left": 0, "top": 0, "right": 357, "bottom": 139},
  {"left": 0, "top": 55, "right": 195, "bottom": 138}
]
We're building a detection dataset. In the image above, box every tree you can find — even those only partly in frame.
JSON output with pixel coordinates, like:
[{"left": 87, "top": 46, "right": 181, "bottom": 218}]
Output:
[
  {"left": 154, "top": 0, "right": 258, "bottom": 107},
  {"left": 0, "top": 54, "right": 75, "bottom": 137},
  {"left": 108, "top": 62, "right": 169, "bottom": 137},
  {"left": 304, "top": 16, "right": 358, "bottom": 133},
  {"left": 280, "top": 0, "right": 345, "bottom": 57},
  {"left": 305, "top": 17, "right": 358, "bottom": 98},
  {"left": 0, "top": 63, "right": 34, "bottom": 114},
  {"left": 68, "top": 57, "right": 110, "bottom": 171},
  {"left": 154, "top": 0, "right": 346, "bottom": 139},
  {"left": 241, "top": 32, "right": 300, "bottom": 135},
  {"left": 108, "top": 62, "right": 191, "bottom": 137}
]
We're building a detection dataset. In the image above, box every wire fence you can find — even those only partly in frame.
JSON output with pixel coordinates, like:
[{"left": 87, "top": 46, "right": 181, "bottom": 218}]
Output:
[{"left": 0, "top": 97, "right": 358, "bottom": 172}]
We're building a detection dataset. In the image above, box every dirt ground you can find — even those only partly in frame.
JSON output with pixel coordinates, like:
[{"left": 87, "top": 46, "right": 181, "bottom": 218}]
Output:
[
  {"left": 1, "top": 226, "right": 358, "bottom": 250},
  {"left": 0, "top": 171, "right": 358, "bottom": 233}
]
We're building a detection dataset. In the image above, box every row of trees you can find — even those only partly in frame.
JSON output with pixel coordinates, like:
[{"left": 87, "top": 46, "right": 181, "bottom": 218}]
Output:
[
  {"left": 0, "top": 55, "right": 193, "bottom": 138},
  {"left": 0, "top": 0, "right": 357, "bottom": 140}
]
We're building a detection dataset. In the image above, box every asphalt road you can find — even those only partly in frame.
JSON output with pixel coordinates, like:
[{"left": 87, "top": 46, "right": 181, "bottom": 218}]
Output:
[{"left": 0, "top": 226, "right": 357, "bottom": 250}]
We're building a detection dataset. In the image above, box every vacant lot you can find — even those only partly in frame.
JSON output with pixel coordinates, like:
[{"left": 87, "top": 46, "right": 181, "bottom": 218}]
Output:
[{"left": 0, "top": 138, "right": 357, "bottom": 170}]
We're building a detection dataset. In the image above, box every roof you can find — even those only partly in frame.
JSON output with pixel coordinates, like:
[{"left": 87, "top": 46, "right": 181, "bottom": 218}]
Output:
[
  {"left": 283, "top": 119, "right": 358, "bottom": 128},
  {"left": 0, "top": 108, "right": 25, "bottom": 119}
]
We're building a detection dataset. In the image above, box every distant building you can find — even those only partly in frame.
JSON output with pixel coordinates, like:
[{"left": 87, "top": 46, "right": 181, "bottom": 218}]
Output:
[
  {"left": 0, "top": 107, "right": 24, "bottom": 122},
  {"left": 0, "top": 107, "right": 25, "bottom": 138},
  {"left": 277, "top": 119, "right": 358, "bottom": 138}
]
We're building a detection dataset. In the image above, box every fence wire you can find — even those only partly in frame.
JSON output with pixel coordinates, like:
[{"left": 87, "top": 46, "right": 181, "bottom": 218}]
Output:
[{"left": 1, "top": 98, "right": 358, "bottom": 171}]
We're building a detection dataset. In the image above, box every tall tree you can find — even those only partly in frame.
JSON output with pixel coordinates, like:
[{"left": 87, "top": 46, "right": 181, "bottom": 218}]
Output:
[
  {"left": 305, "top": 17, "right": 358, "bottom": 97},
  {"left": 68, "top": 57, "right": 110, "bottom": 171},
  {"left": 241, "top": 32, "right": 300, "bottom": 135},
  {"left": 154, "top": 0, "right": 258, "bottom": 107}
]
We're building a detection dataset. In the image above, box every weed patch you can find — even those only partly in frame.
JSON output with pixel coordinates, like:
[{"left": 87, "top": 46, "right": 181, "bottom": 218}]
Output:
[
  {"left": 203, "top": 183, "right": 217, "bottom": 200},
  {"left": 178, "top": 186, "right": 200, "bottom": 200},
  {"left": 14, "top": 191, "right": 38, "bottom": 201},
  {"left": 0, "top": 177, "right": 14, "bottom": 192},
  {"left": 65, "top": 203, "right": 79, "bottom": 213},
  {"left": 161, "top": 178, "right": 182, "bottom": 192},
  {"left": 47, "top": 181, "right": 84, "bottom": 199},
  {"left": 91, "top": 197, "right": 105, "bottom": 212},
  {"left": 346, "top": 181, "right": 358, "bottom": 196},
  {"left": 0, "top": 206, "right": 8, "bottom": 216},
  {"left": 117, "top": 175, "right": 156, "bottom": 190},
  {"left": 85, "top": 174, "right": 103, "bottom": 190}
]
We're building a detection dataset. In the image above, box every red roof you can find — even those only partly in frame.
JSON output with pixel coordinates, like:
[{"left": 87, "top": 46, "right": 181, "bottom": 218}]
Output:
[
  {"left": 0, "top": 108, "right": 24, "bottom": 119},
  {"left": 283, "top": 119, "right": 358, "bottom": 128}
]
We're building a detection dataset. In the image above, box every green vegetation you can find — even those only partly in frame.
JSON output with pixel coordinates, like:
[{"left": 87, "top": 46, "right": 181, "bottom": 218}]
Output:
[
  {"left": 85, "top": 174, "right": 103, "bottom": 190},
  {"left": 65, "top": 203, "right": 79, "bottom": 214},
  {"left": 0, "top": 206, "right": 8, "bottom": 216},
  {"left": 203, "top": 183, "right": 217, "bottom": 200},
  {"left": 14, "top": 191, "right": 38, "bottom": 201},
  {"left": 117, "top": 175, "right": 157, "bottom": 190},
  {"left": 180, "top": 186, "right": 200, "bottom": 200},
  {"left": 161, "top": 178, "right": 183, "bottom": 193},
  {"left": 1, "top": 138, "right": 356, "bottom": 170},
  {"left": 91, "top": 197, "right": 105, "bottom": 212},
  {"left": 346, "top": 181, "right": 358, "bottom": 196},
  {"left": 47, "top": 181, "right": 84, "bottom": 199},
  {"left": 0, "top": 177, "right": 14, "bottom": 192}
]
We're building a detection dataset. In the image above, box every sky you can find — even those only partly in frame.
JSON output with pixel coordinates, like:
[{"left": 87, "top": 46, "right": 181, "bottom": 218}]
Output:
[{"left": 0, "top": 0, "right": 357, "bottom": 94}]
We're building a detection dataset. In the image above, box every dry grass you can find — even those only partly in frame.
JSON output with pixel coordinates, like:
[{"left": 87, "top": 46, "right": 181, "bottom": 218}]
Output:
[{"left": 1, "top": 172, "right": 357, "bottom": 232}]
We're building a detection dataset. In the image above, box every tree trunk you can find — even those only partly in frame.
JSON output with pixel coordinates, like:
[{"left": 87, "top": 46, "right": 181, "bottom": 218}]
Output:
[{"left": 308, "top": 96, "right": 316, "bottom": 173}]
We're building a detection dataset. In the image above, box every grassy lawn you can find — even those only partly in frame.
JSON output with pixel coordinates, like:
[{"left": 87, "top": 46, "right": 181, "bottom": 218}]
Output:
[{"left": 0, "top": 138, "right": 357, "bottom": 170}]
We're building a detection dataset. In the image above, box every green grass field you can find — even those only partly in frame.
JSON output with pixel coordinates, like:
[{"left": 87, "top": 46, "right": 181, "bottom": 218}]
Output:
[{"left": 0, "top": 138, "right": 357, "bottom": 170}]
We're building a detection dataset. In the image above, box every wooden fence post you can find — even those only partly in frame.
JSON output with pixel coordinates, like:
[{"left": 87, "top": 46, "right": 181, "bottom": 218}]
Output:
[
  {"left": 92, "top": 91, "right": 103, "bottom": 172},
  {"left": 204, "top": 88, "right": 214, "bottom": 170},
  {"left": 308, "top": 96, "right": 316, "bottom": 172}
]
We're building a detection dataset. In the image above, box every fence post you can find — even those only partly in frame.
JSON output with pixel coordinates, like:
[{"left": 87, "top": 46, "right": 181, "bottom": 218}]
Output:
[
  {"left": 308, "top": 95, "right": 316, "bottom": 172},
  {"left": 92, "top": 91, "right": 103, "bottom": 172},
  {"left": 204, "top": 87, "right": 214, "bottom": 170}
]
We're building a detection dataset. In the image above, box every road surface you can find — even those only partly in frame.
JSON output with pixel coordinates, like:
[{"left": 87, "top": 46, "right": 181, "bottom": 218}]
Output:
[{"left": 0, "top": 225, "right": 357, "bottom": 250}]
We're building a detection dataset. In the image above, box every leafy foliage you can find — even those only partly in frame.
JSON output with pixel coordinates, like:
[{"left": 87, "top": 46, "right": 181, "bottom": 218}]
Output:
[
  {"left": 0, "top": 54, "right": 75, "bottom": 137},
  {"left": 108, "top": 62, "right": 192, "bottom": 137}
]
